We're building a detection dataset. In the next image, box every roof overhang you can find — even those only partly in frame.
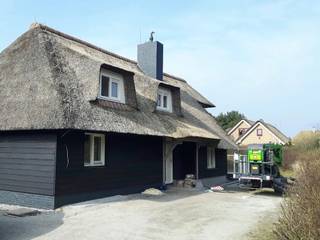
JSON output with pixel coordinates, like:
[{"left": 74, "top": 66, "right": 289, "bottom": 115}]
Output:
[
  {"left": 198, "top": 101, "right": 215, "bottom": 108},
  {"left": 100, "top": 63, "right": 135, "bottom": 76}
]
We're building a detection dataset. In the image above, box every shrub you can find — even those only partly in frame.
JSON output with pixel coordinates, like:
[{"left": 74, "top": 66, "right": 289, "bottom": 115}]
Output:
[
  {"left": 292, "top": 131, "right": 320, "bottom": 150},
  {"left": 275, "top": 148, "right": 320, "bottom": 240},
  {"left": 282, "top": 146, "right": 299, "bottom": 170},
  {"left": 282, "top": 131, "right": 320, "bottom": 170}
]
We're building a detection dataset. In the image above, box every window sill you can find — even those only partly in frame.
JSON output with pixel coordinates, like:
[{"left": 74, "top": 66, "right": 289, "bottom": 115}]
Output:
[
  {"left": 84, "top": 163, "right": 105, "bottom": 168},
  {"left": 91, "top": 99, "right": 134, "bottom": 112},
  {"left": 156, "top": 107, "right": 172, "bottom": 113},
  {"left": 155, "top": 108, "right": 174, "bottom": 114},
  {"left": 98, "top": 96, "right": 124, "bottom": 104},
  {"left": 207, "top": 167, "right": 217, "bottom": 170}
]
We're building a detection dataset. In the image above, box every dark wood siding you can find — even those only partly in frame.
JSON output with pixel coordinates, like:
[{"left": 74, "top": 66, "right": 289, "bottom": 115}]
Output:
[
  {"left": 198, "top": 147, "right": 227, "bottom": 179},
  {"left": 55, "top": 131, "right": 163, "bottom": 207},
  {"left": 0, "top": 133, "right": 57, "bottom": 195}
]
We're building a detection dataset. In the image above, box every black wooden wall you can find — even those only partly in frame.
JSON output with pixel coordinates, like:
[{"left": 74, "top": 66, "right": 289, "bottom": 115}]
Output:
[
  {"left": 0, "top": 133, "right": 57, "bottom": 195},
  {"left": 198, "top": 147, "right": 227, "bottom": 179},
  {"left": 55, "top": 131, "right": 163, "bottom": 207}
]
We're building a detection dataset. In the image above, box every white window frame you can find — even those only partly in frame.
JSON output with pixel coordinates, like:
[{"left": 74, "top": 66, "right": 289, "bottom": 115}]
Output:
[
  {"left": 84, "top": 133, "right": 106, "bottom": 167},
  {"left": 207, "top": 146, "right": 216, "bottom": 169},
  {"left": 99, "top": 69, "right": 125, "bottom": 103},
  {"left": 156, "top": 87, "right": 172, "bottom": 112}
]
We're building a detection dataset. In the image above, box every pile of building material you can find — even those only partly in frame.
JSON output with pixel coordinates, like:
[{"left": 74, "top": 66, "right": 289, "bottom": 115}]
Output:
[
  {"left": 142, "top": 188, "right": 164, "bottom": 196},
  {"left": 210, "top": 185, "right": 224, "bottom": 191},
  {"left": 183, "top": 174, "right": 197, "bottom": 188}
]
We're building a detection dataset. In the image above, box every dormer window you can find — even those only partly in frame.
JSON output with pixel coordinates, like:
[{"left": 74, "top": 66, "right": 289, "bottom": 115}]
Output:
[
  {"left": 156, "top": 87, "right": 172, "bottom": 112},
  {"left": 99, "top": 69, "right": 125, "bottom": 103}
]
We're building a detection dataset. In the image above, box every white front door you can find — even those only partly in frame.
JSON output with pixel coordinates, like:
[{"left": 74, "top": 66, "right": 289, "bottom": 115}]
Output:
[
  {"left": 163, "top": 139, "right": 180, "bottom": 184},
  {"left": 165, "top": 153, "right": 173, "bottom": 184}
]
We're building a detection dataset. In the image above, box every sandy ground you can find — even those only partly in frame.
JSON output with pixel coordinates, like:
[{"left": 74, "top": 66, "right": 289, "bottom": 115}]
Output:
[{"left": 0, "top": 187, "right": 282, "bottom": 240}]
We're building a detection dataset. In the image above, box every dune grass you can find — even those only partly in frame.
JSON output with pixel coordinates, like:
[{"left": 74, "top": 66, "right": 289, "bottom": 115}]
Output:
[{"left": 274, "top": 131, "right": 320, "bottom": 240}]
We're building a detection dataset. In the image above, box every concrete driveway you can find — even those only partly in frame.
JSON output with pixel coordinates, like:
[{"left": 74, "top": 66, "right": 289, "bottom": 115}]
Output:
[{"left": 0, "top": 187, "right": 282, "bottom": 240}]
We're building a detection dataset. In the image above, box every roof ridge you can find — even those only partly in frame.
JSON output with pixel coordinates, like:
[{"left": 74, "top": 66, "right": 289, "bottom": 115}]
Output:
[{"left": 30, "top": 23, "right": 186, "bottom": 83}]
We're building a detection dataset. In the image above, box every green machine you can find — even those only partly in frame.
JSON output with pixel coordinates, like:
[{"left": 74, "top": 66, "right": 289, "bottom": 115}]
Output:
[{"left": 235, "top": 144, "right": 284, "bottom": 190}]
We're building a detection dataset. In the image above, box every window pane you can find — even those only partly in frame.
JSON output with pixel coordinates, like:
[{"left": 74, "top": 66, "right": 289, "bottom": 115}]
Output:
[
  {"left": 207, "top": 147, "right": 216, "bottom": 168},
  {"left": 101, "top": 76, "right": 109, "bottom": 97},
  {"left": 93, "top": 136, "right": 102, "bottom": 162},
  {"left": 257, "top": 129, "right": 263, "bottom": 136},
  {"left": 111, "top": 81, "right": 118, "bottom": 98},
  {"left": 163, "top": 95, "right": 167, "bottom": 108},
  {"left": 211, "top": 148, "right": 216, "bottom": 168},
  {"left": 84, "top": 135, "right": 91, "bottom": 165},
  {"left": 157, "top": 94, "right": 161, "bottom": 106}
]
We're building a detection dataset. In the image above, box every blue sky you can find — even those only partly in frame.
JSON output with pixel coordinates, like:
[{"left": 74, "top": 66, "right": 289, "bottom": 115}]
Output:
[{"left": 1, "top": 0, "right": 319, "bottom": 137}]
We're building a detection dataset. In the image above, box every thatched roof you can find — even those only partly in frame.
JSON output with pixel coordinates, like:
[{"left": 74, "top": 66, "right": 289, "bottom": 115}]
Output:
[{"left": 0, "top": 23, "right": 237, "bottom": 149}]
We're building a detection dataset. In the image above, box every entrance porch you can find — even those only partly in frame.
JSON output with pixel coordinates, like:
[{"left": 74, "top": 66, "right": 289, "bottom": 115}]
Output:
[{"left": 163, "top": 138, "right": 228, "bottom": 186}]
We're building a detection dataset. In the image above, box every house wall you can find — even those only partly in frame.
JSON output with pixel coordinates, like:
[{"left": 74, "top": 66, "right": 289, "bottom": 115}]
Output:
[
  {"left": 198, "top": 147, "right": 227, "bottom": 179},
  {"left": 239, "top": 123, "right": 283, "bottom": 146},
  {"left": 229, "top": 121, "right": 251, "bottom": 140},
  {"left": 0, "top": 132, "right": 57, "bottom": 209},
  {"left": 55, "top": 131, "right": 163, "bottom": 207}
]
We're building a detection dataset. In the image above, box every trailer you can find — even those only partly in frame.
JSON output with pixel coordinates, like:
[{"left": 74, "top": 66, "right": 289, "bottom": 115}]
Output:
[{"left": 233, "top": 144, "right": 285, "bottom": 192}]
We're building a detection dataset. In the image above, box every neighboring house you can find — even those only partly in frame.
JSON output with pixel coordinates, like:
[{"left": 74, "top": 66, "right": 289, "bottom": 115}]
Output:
[
  {"left": 0, "top": 24, "right": 237, "bottom": 209},
  {"left": 227, "top": 119, "right": 290, "bottom": 148}
]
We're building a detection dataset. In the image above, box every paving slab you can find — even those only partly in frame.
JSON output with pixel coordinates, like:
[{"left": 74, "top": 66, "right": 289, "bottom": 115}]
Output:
[{"left": 5, "top": 208, "right": 40, "bottom": 217}]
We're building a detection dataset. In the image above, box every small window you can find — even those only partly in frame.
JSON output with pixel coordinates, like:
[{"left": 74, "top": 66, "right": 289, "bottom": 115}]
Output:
[
  {"left": 239, "top": 128, "right": 247, "bottom": 136},
  {"left": 156, "top": 87, "right": 172, "bottom": 112},
  {"left": 257, "top": 129, "right": 263, "bottom": 136},
  {"left": 84, "top": 133, "right": 105, "bottom": 167},
  {"left": 99, "top": 70, "right": 125, "bottom": 103},
  {"left": 207, "top": 147, "right": 216, "bottom": 169}
]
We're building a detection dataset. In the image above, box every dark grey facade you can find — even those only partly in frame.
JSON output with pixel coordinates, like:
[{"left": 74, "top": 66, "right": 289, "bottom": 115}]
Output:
[
  {"left": 0, "top": 131, "right": 228, "bottom": 209},
  {"left": 198, "top": 147, "right": 228, "bottom": 179},
  {"left": 55, "top": 131, "right": 163, "bottom": 207}
]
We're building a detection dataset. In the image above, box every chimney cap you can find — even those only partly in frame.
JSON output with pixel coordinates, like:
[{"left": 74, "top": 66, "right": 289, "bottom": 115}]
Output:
[{"left": 149, "top": 31, "right": 155, "bottom": 42}]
